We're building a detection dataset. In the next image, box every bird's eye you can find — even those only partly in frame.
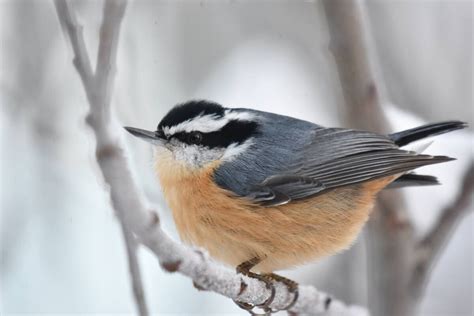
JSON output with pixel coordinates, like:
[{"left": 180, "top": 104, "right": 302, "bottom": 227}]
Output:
[{"left": 188, "top": 131, "right": 203, "bottom": 145}]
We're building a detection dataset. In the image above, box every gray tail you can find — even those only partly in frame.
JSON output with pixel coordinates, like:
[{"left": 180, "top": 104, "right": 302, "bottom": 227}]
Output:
[
  {"left": 386, "top": 121, "right": 467, "bottom": 189},
  {"left": 389, "top": 121, "right": 467, "bottom": 147},
  {"left": 387, "top": 173, "right": 440, "bottom": 189}
]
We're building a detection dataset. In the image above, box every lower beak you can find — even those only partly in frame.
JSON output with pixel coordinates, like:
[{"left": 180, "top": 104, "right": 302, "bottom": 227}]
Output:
[{"left": 124, "top": 126, "right": 165, "bottom": 145}]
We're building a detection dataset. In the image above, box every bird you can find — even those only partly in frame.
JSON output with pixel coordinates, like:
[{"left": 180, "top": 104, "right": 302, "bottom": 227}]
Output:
[{"left": 124, "top": 100, "right": 466, "bottom": 313}]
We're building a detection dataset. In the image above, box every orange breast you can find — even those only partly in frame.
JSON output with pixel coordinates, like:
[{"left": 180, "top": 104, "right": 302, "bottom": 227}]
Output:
[{"left": 154, "top": 148, "right": 395, "bottom": 272}]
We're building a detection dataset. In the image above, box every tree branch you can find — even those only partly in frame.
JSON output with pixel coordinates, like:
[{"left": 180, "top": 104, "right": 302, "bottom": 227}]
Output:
[
  {"left": 54, "top": 1, "right": 149, "bottom": 315},
  {"left": 322, "top": 0, "right": 389, "bottom": 134},
  {"left": 54, "top": 0, "right": 93, "bottom": 94},
  {"left": 93, "top": 0, "right": 125, "bottom": 125},
  {"left": 322, "top": 1, "right": 471, "bottom": 315},
  {"left": 322, "top": 1, "right": 415, "bottom": 315},
  {"left": 121, "top": 226, "right": 149, "bottom": 316},
  {"left": 412, "top": 162, "right": 474, "bottom": 297},
  {"left": 322, "top": 0, "right": 412, "bottom": 229},
  {"left": 54, "top": 0, "right": 367, "bottom": 314}
]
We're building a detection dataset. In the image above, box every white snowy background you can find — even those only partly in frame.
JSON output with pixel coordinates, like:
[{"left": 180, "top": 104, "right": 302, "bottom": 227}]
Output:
[{"left": 1, "top": 0, "right": 472, "bottom": 315}]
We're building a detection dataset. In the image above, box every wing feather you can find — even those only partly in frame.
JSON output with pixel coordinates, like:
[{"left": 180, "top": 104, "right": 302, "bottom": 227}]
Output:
[{"left": 245, "top": 128, "right": 452, "bottom": 205}]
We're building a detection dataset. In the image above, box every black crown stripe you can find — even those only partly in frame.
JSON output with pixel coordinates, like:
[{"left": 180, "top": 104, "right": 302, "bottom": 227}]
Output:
[{"left": 158, "top": 100, "right": 225, "bottom": 130}]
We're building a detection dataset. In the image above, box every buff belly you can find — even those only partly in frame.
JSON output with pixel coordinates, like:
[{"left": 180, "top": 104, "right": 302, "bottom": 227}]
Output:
[{"left": 155, "top": 148, "right": 393, "bottom": 272}]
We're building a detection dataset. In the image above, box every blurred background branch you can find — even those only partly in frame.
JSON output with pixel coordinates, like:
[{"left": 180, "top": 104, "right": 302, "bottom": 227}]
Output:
[
  {"left": 412, "top": 162, "right": 474, "bottom": 298},
  {"left": 322, "top": 1, "right": 473, "bottom": 315}
]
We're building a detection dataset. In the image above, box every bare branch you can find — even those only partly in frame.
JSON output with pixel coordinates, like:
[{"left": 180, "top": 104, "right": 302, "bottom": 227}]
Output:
[
  {"left": 322, "top": 1, "right": 415, "bottom": 315},
  {"left": 322, "top": 0, "right": 412, "bottom": 225},
  {"left": 54, "top": 0, "right": 367, "bottom": 314},
  {"left": 93, "top": 0, "right": 126, "bottom": 125},
  {"left": 322, "top": 0, "right": 389, "bottom": 133},
  {"left": 321, "top": 0, "right": 412, "bottom": 227},
  {"left": 322, "top": 1, "right": 471, "bottom": 315},
  {"left": 55, "top": 1, "right": 148, "bottom": 315},
  {"left": 412, "top": 162, "right": 474, "bottom": 297},
  {"left": 121, "top": 227, "right": 149, "bottom": 316},
  {"left": 54, "top": 0, "right": 93, "bottom": 90}
]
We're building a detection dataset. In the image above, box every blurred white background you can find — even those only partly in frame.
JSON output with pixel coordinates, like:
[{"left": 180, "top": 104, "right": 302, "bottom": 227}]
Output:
[{"left": 0, "top": 0, "right": 472, "bottom": 315}]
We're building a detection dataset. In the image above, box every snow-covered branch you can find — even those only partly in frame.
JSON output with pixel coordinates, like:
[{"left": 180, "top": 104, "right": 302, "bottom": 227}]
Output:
[{"left": 54, "top": 0, "right": 366, "bottom": 314}]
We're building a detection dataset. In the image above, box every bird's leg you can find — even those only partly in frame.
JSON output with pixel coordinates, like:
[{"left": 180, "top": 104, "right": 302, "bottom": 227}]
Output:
[
  {"left": 262, "top": 273, "right": 299, "bottom": 311},
  {"left": 236, "top": 257, "right": 261, "bottom": 275},
  {"left": 233, "top": 257, "right": 276, "bottom": 315}
]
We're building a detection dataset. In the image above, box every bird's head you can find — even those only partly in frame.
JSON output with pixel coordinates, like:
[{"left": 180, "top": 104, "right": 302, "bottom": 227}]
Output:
[{"left": 125, "top": 100, "right": 259, "bottom": 169}]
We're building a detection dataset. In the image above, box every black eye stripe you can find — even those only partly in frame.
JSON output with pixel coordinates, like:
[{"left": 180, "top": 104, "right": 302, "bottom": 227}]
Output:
[
  {"left": 170, "top": 120, "right": 259, "bottom": 148},
  {"left": 189, "top": 131, "right": 203, "bottom": 144}
]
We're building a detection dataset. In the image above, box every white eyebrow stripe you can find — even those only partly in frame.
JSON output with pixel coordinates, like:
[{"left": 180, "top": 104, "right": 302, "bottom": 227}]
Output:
[
  {"left": 163, "top": 114, "right": 223, "bottom": 135},
  {"left": 223, "top": 109, "right": 255, "bottom": 121},
  {"left": 162, "top": 110, "right": 255, "bottom": 136}
]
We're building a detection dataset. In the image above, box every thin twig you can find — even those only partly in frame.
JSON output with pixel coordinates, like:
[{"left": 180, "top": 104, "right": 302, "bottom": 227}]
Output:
[
  {"left": 54, "top": 0, "right": 367, "bottom": 314},
  {"left": 412, "top": 162, "right": 474, "bottom": 297},
  {"left": 122, "top": 227, "right": 149, "bottom": 316},
  {"left": 54, "top": 0, "right": 93, "bottom": 85},
  {"left": 54, "top": 1, "right": 149, "bottom": 315}
]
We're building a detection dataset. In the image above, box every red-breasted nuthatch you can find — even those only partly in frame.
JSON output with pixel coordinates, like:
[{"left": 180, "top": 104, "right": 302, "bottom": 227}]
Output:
[{"left": 125, "top": 100, "right": 465, "bottom": 312}]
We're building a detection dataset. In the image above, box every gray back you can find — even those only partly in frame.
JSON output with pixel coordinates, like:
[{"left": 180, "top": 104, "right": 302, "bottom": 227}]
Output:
[{"left": 213, "top": 109, "right": 319, "bottom": 196}]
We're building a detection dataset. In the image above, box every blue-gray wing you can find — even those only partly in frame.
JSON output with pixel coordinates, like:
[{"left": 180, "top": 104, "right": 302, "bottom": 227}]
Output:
[
  {"left": 213, "top": 110, "right": 451, "bottom": 206},
  {"left": 245, "top": 175, "right": 326, "bottom": 206},
  {"left": 286, "top": 129, "right": 451, "bottom": 190}
]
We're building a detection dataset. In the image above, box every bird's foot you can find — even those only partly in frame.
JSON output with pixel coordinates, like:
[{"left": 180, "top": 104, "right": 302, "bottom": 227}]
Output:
[
  {"left": 233, "top": 258, "right": 276, "bottom": 315},
  {"left": 263, "top": 273, "right": 299, "bottom": 312}
]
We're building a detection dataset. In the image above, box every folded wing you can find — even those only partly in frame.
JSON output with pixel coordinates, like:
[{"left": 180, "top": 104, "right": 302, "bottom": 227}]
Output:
[{"left": 247, "top": 128, "right": 452, "bottom": 206}]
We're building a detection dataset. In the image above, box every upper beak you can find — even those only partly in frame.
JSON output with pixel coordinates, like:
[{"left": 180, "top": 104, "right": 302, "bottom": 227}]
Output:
[{"left": 124, "top": 126, "right": 164, "bottom": 145}]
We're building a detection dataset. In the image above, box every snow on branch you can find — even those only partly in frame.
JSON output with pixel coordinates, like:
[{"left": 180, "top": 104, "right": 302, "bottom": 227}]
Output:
[{"left": 54, "top": 0, "right": 367, "bottom": 314}]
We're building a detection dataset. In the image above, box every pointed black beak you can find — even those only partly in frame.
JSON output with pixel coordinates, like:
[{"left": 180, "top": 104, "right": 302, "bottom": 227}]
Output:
[{"left": 124, "top": 126, "right": 164, "bottom": 145}]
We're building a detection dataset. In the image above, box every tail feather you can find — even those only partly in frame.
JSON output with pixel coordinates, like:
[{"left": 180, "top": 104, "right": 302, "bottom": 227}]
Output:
[
  {"left": 389, "top": 121, "right": 467, "bottom": 147},
  {"left": 386, "top": 173, "right": 440, "bottom": 189},
  {"left": 386, "top": 121, "right": 467, "bottom": 189}
]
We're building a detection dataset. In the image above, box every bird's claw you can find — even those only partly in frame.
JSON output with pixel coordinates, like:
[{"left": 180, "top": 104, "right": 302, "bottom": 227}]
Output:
[
  {"left": 233, "top": 271, "right": 276, "bottom": 315},
  {"left": 263, "top": 273, "right": 299, "bottom": 313},
  {"left": 233, "top": 258, "right": 299, "bottom": 315}
]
